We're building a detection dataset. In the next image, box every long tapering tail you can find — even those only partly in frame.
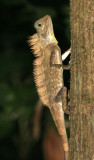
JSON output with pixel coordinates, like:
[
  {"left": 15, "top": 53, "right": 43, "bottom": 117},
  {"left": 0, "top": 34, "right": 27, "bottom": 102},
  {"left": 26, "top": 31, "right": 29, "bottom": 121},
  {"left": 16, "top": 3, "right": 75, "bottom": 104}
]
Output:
[{"left": 50, "top": 102, "right": 69, "bottom": 160}]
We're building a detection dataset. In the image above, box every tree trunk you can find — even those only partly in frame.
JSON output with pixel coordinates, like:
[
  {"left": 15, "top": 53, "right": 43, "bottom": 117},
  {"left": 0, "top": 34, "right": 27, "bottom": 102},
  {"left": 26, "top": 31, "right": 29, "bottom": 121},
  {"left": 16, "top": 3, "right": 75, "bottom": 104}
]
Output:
[{"left": 70, "top": 0, "right": 94, "bottom": 160}]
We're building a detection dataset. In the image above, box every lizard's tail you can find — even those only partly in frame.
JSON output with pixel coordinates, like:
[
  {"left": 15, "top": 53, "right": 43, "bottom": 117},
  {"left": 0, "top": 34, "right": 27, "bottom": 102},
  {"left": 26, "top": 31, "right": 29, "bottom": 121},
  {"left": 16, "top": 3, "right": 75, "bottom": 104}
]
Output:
[{"left": 50, "top": 103, "right": 69, "bottom": 160}]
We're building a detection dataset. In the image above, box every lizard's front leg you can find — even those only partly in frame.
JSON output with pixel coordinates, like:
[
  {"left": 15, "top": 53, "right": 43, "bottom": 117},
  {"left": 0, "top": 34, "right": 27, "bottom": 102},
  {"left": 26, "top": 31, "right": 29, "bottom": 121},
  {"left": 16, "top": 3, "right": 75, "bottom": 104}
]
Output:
[
  {"left": 50, "top": 47, "right": 71, "bottom": 70},
  {"left": 52, "top": 64, "right": 70, "bottom": 70}
]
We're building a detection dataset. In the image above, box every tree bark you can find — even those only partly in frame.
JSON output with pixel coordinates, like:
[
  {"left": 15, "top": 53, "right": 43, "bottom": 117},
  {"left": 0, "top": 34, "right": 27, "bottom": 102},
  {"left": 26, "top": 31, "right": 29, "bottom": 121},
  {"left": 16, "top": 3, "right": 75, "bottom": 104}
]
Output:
[{"left": 70, "top": 0, "right": 94, "bottom": 160}]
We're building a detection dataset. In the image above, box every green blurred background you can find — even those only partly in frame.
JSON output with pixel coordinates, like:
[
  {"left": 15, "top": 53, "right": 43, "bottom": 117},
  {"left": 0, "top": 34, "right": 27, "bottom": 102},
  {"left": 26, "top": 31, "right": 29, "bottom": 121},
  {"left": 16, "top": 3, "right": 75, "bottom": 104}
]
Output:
[{"left": 0, "top": 0, "right": 70, "bottom": 159}]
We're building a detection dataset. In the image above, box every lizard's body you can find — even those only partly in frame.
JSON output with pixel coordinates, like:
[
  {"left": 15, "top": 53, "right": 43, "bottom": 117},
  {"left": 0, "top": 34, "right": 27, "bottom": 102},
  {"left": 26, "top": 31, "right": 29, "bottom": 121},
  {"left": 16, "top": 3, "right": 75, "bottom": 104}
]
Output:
[{"left": 28, "top": 15, "right": 70, "bottom": 160}]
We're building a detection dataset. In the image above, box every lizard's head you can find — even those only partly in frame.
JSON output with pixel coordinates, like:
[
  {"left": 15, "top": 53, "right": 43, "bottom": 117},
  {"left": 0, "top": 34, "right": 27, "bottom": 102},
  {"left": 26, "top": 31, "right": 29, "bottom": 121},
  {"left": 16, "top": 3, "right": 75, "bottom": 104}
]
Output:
[{"left": 34, "top": 15, "right": 58, "bottom": 44}]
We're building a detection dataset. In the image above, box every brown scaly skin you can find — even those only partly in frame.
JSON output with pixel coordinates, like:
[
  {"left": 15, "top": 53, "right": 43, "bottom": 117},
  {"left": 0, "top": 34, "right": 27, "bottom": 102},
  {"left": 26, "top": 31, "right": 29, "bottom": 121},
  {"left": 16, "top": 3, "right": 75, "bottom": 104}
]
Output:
[{"left": 28, "top": 15, "right": 69, "bottom": 160}]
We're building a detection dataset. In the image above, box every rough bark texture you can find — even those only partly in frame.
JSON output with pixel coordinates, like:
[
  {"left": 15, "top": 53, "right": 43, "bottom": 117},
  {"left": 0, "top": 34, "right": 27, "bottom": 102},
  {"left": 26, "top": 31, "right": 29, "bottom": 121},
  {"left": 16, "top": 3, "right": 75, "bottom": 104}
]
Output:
[{"left": 70, "top": 0, "right": 94, "bottom": 160}]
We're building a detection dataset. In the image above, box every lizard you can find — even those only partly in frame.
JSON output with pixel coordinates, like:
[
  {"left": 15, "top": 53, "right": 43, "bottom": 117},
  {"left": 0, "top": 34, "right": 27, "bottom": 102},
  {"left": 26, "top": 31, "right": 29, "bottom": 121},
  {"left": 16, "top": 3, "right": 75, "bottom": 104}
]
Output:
[{"left": 28, "top": 15, "right": 71, "bottom": 160}]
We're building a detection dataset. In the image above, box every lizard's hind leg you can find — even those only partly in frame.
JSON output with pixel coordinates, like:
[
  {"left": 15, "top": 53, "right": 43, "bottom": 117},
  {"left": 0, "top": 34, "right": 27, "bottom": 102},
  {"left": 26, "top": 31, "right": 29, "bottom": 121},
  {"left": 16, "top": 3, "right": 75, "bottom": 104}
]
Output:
[{"left": 55, "top": 87, "right": 70, "bottom": 114}]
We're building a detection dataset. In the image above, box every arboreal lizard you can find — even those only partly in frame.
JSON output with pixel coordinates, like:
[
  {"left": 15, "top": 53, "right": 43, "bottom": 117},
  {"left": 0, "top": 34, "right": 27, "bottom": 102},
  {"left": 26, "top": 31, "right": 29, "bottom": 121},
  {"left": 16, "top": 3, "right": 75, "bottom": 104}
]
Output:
[{"left": 28, "top": 15, "right": 71, "bottom": 160}]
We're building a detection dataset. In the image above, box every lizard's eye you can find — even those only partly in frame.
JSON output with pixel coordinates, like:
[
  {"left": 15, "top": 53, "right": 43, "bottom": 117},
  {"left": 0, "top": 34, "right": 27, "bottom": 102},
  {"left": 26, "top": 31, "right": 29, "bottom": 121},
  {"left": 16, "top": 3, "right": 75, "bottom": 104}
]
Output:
[
  {"left": 34, "top": 21, "right": 44, "bottom": 30},
  {"left": 37, "top": 23, "right": 42, "bottom": 27}
]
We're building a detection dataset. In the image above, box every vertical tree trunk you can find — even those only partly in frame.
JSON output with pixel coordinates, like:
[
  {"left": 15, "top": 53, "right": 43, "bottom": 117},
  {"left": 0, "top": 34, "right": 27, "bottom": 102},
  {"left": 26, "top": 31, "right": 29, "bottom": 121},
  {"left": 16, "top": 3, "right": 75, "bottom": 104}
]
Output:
[{"left": 70, "top": 0, "right": 94, "bottom": 160}]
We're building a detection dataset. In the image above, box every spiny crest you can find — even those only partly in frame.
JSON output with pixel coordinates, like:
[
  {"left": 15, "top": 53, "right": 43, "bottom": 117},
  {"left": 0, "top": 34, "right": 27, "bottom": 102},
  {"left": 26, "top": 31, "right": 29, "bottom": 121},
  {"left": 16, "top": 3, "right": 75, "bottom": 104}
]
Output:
[
  {"left": 33, "top": 64, "right": 49, "bottom": 106},
  {"left": 28, "top": 33, "right": 49, "bottom": 106},
  {"left": 34, "top": 56, "right": 43, "bottom": 65},
  {"left": 28, "top": 33, "right": 42, "bottom": 57}
]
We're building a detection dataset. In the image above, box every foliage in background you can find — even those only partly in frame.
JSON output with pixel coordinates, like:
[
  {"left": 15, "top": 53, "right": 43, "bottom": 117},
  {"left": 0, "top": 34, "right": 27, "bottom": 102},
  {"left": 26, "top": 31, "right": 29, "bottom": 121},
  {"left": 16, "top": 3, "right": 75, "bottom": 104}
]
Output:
[{"left": 0, "top": 0, "right": 70, "bottom": 159}]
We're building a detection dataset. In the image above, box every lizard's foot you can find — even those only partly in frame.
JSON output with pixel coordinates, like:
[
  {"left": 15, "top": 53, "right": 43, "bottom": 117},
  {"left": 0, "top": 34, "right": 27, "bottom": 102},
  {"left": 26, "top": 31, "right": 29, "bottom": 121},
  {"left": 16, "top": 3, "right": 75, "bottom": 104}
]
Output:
[
  {"left": 63, "top": 59, "right": 74, "bottom": 70},
  {"left": 63, "top": 64, "right": 70, "bottom": 70},
  {"left": 69, "top": 58, "right": 74, "bottom": 66}
]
